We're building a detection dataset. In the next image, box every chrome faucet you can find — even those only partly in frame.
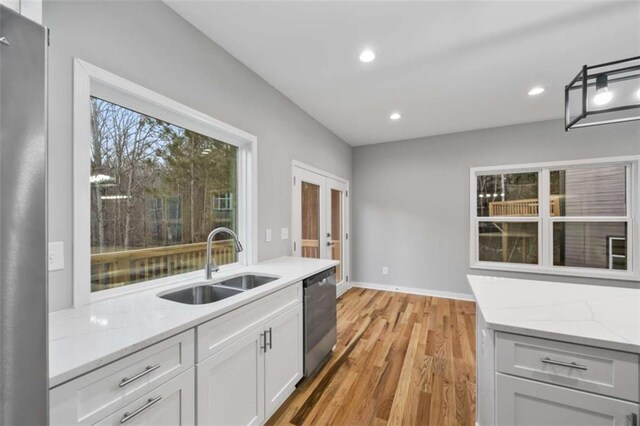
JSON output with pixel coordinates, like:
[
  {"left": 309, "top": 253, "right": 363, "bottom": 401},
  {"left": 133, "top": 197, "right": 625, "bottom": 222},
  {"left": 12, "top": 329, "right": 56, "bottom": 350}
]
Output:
[{"left": 205, "top": 227, "right": 244, "bottom": 280}]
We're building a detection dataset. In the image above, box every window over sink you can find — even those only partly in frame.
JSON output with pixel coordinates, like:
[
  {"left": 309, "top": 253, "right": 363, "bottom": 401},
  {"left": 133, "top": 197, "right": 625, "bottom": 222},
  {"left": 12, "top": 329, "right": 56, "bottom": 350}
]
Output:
[
  {"left": 74, "top": 60, "right": 257, "bottom": 305},
  {"left": 470, "top": 157, "right": 639, "bottom": 280}
]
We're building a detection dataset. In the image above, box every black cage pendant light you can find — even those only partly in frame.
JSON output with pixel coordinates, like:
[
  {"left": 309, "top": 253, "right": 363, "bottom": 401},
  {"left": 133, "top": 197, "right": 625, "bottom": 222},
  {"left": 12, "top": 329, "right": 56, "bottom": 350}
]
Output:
[{"left": 565, "top": 56, "right": 640, "bottom": 130}]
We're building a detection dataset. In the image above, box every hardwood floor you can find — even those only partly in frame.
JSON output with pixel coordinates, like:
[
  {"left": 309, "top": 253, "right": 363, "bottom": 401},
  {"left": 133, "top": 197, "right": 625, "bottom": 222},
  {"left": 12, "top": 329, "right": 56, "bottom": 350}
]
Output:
[{"left": 267, "top": 288, "right": 477, "bottom": 426}]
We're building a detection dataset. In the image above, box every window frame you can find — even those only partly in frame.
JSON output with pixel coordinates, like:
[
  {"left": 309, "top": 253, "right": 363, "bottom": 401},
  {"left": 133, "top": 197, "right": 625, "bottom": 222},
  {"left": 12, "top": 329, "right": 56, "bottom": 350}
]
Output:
[
  {"left": 73, "top": 59, "right": 258, "bottom": 306},
  {"left": 469, "top": 155, "right": 639, "bottom": 281}
]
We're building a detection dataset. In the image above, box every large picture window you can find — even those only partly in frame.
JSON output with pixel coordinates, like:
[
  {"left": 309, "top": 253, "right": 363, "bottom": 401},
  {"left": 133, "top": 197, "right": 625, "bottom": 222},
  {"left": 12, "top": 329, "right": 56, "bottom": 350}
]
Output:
[
  {"left": 74, "top": 60, "right": 257, "bottom": 305},
  {"left": 90, "top": 97, "right": 239, "bottom": 292},
  {"left": 470, "top": 157, "right": 638, "bottom": 280}
]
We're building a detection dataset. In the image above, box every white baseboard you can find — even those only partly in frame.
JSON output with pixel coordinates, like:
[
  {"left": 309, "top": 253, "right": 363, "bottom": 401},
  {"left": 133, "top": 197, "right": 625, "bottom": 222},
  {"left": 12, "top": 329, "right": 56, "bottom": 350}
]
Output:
[
  {"left": 351, "top": 281, "right": 475, "bottom": 302},
  {"left": 336, "top": 280, "right": 351, "bottom": 298}
]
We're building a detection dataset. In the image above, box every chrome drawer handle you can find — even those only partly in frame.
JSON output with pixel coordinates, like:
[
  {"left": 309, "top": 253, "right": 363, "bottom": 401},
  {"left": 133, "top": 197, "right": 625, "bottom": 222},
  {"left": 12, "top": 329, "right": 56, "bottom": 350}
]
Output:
[
  {"left": 119, "top": 364, "right": 161, "bottom": 387},
  {"left": 541, "top": 357, "right": 587, "bottom": 370},
  {"left": 120, "top": 396, "right": 162, "bottom": 423},
  {"left": 267, "top": 327, "right": 273, "bottom": 350}
]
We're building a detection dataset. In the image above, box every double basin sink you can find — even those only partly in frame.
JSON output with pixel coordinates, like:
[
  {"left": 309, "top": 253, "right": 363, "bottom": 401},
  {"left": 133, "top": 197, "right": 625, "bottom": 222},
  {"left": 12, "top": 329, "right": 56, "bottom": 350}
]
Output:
[{"left": 159, "top": 274, "right": 278, "bottom": 305}]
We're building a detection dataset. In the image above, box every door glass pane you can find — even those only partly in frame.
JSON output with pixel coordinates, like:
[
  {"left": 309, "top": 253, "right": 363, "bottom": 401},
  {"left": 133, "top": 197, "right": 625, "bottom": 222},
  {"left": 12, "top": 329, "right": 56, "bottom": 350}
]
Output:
[
  {"left": 330, "top": 189, "right": 343, "bottom": 282},
  {"left": 477, "top": 172, "right": 539, "bottom": 217},
  {"left": 301, "top": 181, "right": 320, "bottom": 258},
  {"left": 553, "top": 222, "right": 627, "bottom": 270},
  {"left": 478, "top": 222, "right": 538, "bottom": 264},
  {"left": 550, "top": 165, "right": 627, "bottom": 216}
]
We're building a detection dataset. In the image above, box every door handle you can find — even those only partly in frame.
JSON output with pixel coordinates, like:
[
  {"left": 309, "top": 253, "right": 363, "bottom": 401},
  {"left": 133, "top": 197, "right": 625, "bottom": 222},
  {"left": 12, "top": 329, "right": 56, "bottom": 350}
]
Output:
[
  {"left": 267, "top": 327, "right": 273, "bottom": 350},
  {"left": 260, "top": 332, "right": 266, "bottom": 353},
  {"left": 120, "top": 396, "right": 163, "bottom": 423},
  {"left": 540, "top": 357, "right": 587, "bottom": 370},
  {"left": 119, "top": 364, "right": 161, "bottom": 387}
]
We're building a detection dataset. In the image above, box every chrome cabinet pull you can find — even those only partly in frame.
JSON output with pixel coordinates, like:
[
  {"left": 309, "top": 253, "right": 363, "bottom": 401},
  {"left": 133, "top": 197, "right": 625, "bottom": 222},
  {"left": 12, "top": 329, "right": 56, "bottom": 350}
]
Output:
[
  {"left": 627, "top": 413, "right": 638, "bottom": 426},
  {"left": 120, "top": 396, "right": 162, "bottom": 423},
  {"left": 541, "top": 357, "right": 587, "bottom": 370},
  {"left": 267, "top": 327, "right": 273, "bottom": 350},
  {"left": 260, "top": 332, "right": 266, "bottom": 352},
  {"left": 119, "top": 364, "right": 161, "bottom": 387}
]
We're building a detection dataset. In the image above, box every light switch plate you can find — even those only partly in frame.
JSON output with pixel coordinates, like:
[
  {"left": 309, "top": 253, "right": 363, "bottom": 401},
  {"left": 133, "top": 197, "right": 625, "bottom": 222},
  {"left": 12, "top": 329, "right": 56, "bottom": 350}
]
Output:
[
  {"left": 281, "top": 227, "right": 289, "bottom": 240},
  {"left": 48, "top": 241, "right": 64, "bottom": 271},
  {"left": 265, "top": 228, "right": 272, "bottom": 242}
]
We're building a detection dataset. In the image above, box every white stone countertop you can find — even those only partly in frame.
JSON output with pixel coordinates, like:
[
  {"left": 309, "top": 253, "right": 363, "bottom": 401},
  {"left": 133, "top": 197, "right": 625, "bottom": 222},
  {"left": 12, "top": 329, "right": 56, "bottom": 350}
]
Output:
[
  {"left": 468, "top": 275, "right": 640, "bottom": 354},
  {"left": 49, "top": 256, "right": 338, "bottom": 388}
]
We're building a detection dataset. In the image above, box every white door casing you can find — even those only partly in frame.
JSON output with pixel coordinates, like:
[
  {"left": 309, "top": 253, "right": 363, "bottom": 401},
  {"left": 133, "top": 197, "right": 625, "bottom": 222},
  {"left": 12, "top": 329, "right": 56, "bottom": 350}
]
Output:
[{"left": 292, "top": 162, "right": 350, "bottom": 297}]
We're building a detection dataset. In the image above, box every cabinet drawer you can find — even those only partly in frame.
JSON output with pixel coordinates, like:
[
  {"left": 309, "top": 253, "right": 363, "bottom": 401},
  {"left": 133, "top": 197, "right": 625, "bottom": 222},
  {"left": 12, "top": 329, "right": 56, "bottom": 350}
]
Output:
[
  {"left": 96, "top": 368, "right": 195, "bottom": 426},
  {"left": 496, "top": 373, "right": 638, "bottom": 426},
  {"left": 197, "top": 283, "right": 302, "bottom": 362},
  {"left": 51, "top": 330, "right": 194, "bottom": 425},
  {"left": 496, "top": 332, "right": 639, "bottom": 402}
]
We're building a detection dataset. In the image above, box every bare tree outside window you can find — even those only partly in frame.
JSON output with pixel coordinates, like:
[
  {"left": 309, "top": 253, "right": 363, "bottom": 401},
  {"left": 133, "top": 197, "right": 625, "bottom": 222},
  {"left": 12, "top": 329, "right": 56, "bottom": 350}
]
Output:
[{"left": 90, "top": 97, "right": 238, "bottom": 292}]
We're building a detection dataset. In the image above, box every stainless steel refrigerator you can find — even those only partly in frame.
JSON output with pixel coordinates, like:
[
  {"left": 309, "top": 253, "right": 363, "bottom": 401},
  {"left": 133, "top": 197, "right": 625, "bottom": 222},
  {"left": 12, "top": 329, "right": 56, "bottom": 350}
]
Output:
[{"left": 0, "top": 5, "right": 48, "bottom": 425}]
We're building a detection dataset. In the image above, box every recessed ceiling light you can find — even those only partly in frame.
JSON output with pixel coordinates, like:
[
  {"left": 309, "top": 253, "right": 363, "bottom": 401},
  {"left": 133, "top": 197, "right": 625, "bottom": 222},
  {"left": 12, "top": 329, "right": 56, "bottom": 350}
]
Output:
[
  {"left": 389, "top": 112, "right": 401, "bottom": 120},
  {"left": 528, "top": 86, "right": 545, "bottom": 96},
  {"left": 359, "top": 49, "right": 376, "bottom": 63}
]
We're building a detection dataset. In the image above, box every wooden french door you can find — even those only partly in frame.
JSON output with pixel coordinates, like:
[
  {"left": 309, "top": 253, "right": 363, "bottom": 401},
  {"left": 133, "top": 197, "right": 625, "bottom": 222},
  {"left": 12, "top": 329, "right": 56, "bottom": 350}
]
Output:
[{"left": 292, "top": 164, "right": 350, "bottom": 296}]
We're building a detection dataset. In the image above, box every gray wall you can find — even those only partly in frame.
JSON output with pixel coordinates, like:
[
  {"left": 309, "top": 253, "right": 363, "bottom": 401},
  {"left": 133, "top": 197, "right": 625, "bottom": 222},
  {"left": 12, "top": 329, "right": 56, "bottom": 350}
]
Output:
[
  {"left": 352, "top": 119, "right": 640, "bottom": 297},
  {"left": 45, "top": 1, "right": 352, "bottom": 311}
]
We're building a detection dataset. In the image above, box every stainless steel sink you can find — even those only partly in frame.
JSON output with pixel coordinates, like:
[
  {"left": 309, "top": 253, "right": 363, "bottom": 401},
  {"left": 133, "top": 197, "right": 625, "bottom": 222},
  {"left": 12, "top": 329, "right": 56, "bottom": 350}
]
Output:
[
  {"left": 158, "top": 274, "right": 278, "bottom": 305},
  {"left": 216, "top": 274, "right": 278, "bottom": 290},
  {"left": 159, "top": 285, "right": 243, "bottom": 305}
]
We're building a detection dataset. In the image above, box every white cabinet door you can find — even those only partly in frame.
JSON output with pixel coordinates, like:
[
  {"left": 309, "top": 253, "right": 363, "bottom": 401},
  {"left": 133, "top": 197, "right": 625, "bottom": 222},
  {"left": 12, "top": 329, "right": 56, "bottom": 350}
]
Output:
[
  {"left": 264, "top": 304, "right": 304, "bottom": 417},
  {"left": 496, "top": 373, "right": 639, "bottom": 426},
  {"left": 94, "top": 369, "right": 195, "bottom": 426},
  {"left": 197, "top": 326, "right": 265, "bottom": 426}
]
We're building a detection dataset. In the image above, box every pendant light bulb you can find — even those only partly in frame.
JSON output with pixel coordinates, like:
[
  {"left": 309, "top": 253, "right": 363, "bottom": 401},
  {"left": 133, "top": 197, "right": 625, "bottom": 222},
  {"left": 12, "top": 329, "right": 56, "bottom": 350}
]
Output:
[{"left": 593, "top": 74, "right": 613, "bottom": 106}]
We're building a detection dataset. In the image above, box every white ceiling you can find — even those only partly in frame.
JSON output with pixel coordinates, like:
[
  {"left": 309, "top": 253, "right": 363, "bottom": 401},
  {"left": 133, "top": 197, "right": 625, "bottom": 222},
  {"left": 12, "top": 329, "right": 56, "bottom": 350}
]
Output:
[{"left": 166, "top": 1, "right": 640, "bottom": 146}]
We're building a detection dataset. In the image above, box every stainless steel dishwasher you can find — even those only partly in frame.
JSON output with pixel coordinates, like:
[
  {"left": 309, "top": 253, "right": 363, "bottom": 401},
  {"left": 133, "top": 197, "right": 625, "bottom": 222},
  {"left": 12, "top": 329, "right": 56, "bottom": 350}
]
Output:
[{"left": 303, "top": 267, "right": 337, "bottom": 377}]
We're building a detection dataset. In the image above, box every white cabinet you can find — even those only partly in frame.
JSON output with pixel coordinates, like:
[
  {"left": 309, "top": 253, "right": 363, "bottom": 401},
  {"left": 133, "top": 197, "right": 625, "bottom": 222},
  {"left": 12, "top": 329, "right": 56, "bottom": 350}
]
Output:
[
  {"left": 50, "top": 330, "right": 195, "bottom": 425},
  {"left": 197, "top": 326, "right": 265, "bottom": 426},
  {"left": 95, "top": 369, "right": 195, "bottom": 426},
  {"left": 51, "top": 283, "right": 306, "bottom": 426},
  {"left": 196, "top": 300, "right": 304, "bottom": 426},
  {"left": 264, "top": 304, "right": 303, "bottom": 417},
  {"left": 497, "top": 373, "right": 638, "bottom": 426},
  {"left": 484, "top": 331, "right": 640, "bottom": 426}
]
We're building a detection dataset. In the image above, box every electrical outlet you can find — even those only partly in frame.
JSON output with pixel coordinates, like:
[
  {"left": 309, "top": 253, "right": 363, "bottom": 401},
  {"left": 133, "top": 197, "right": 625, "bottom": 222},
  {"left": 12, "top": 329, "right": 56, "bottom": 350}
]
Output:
[
  {"left": 48, "top": 241, "right": 64, "bottom": 271},
  {"left": 265, "top": 228, "right": 272, "bottom": 242},
  {"left": 281, "top": 227, "right": 289, "bottom": 240},
  {"left": 382, "top": 266, "right": 388, "bottom": 275}
]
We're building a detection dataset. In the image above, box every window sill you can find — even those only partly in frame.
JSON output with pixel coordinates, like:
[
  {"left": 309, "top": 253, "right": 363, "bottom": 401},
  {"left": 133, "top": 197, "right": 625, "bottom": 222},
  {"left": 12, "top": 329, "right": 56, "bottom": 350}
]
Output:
[
  {"left": 470, "top": 262, "right": 639, "bottom": 282},
  {"left": 88, "top": 262, "right": 245, "bottom": 304}
]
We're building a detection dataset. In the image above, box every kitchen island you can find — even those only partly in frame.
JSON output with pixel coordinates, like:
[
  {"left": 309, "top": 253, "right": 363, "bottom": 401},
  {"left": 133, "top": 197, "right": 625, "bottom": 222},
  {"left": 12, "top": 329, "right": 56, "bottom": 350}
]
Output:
[{"left": 468, "top": 275, "right": 640, "bottom": 426}]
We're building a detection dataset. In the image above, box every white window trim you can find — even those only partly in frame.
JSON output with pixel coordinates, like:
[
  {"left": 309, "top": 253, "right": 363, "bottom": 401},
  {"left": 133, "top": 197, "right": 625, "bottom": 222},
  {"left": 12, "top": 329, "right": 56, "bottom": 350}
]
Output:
[
  {"left": 469, "top": 155, "right": 640, "bottom": 281},
  {"left": 73, "top": 59, "right": 258, "bottom": 306}
]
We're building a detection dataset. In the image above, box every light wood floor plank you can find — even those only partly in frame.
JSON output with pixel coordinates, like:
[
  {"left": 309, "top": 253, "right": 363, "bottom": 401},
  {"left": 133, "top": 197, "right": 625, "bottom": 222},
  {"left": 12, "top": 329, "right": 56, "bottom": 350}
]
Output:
[{"left": 266, "top": 288, "right": 476, "bottom": 426}]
